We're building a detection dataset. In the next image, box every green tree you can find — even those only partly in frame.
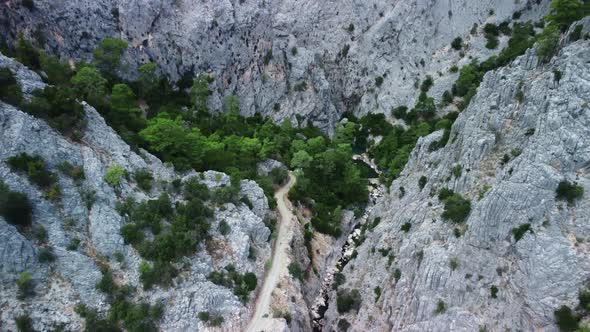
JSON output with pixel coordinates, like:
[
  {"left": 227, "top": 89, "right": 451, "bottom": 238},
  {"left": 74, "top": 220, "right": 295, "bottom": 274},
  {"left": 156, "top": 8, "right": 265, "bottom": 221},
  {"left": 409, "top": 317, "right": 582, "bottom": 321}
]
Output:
[
  {"left": 554, "top": 305, "right": 580, "bottom": 331},
  {"left": 307, "top": 136, "right": 326, "bottom": 156},
  {"left": 0, "top": 68, "right": 23, "bottom": 106},
  {"left": 334, "top": 122, "right": 356, "bottom": 145},
  {"left": 15, "top": 34, "right": 40, "bottom": 69},
  {"left": 140, "top": 114, "right": 206, "bottom": 171},
  {"left": 71, "top": 66, "right": 108, "bottom": 102},
  {"left": 109, "top": 84, "right": 146, "bottom": 133},
  {"left": 40, "top": 53, "right": 72, "bottom": 85},
  {"left": 137, "top": 62, "right": 159, "bottom": 99},
  {"left": 92, "top": 38, "right": 127, "bottom": 80},
  {"left": 291, "top": 150, "right": 313, "bottom": 169},
  {"left": 536, "top": 25, "right": 561, "bottom": 61},
  {"left": 455, "top": 61, "right": 481, "bottom": 97},
  {"left": 190, "top": 74, "right": 212, "bottom": 115},
  {"left": 545, "top": 0, "right": 584, "bottom": 31},
  {"left": 413, "top": 92, "right": 436, "bottom": 119}
]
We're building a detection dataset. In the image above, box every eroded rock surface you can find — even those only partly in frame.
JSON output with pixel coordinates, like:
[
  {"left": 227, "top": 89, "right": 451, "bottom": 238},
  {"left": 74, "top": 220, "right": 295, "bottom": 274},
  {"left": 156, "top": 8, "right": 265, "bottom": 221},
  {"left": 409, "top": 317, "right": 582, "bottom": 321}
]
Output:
[
  {"left": 323, "top": 26, "right": 590, "bottom": 331},
  {"left": 0, "top": 55, "right": 272, "bottom": 332},
  {"left": 0, "top": 0, "right": 550, "bottom": 134}
]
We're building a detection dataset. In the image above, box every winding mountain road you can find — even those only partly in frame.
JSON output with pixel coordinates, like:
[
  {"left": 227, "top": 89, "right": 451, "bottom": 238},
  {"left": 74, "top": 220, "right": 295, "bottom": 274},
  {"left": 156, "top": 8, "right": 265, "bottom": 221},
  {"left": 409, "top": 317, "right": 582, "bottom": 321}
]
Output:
[{"left": 246, "top": 172, "right": 296, "bottom": 332}]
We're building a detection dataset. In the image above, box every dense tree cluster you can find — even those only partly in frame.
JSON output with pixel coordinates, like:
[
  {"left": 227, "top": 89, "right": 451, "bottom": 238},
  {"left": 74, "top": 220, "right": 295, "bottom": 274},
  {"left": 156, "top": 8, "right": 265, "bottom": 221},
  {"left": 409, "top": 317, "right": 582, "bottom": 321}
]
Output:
[{"left": 208, "top": 265, "right": 258, "bottom": 303}]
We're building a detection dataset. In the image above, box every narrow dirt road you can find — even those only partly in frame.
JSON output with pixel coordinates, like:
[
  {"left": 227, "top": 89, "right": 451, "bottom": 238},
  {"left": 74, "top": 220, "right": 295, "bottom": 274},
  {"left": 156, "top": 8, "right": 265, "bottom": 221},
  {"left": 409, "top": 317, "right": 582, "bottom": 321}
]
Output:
[{"left": 246, "top": 172, "right": 296, "bottom": 332}]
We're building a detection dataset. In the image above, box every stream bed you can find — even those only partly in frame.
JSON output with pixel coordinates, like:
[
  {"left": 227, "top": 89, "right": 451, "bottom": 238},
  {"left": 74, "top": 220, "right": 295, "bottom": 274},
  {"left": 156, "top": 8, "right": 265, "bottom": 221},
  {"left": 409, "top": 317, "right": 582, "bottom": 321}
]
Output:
[{"left": 309, "top": 154, "right": 385, "bottom": 331}]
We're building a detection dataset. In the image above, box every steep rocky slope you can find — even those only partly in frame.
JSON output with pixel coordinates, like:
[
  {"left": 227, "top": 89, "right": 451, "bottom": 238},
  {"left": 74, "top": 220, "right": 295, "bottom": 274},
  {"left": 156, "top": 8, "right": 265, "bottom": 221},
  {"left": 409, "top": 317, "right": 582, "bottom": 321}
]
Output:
[
  {"left": 2, "top": 1, "right": 589, "bottom": 332},
  {"left": 0, "top": 0, "right": 550, "bottom": 133},
  {"left": 323, "top": 20, "right": 590, "bottom": 331},
  {"left": 0, "top": 54, "right": 273, "bottom": 331}
]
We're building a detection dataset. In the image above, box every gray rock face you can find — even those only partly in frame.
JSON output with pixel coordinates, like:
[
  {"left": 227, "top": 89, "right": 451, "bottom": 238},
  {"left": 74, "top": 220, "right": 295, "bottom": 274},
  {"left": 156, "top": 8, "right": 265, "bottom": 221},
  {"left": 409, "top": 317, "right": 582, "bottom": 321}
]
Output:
[
  {"left": 0, "top": 0, "right": 550, "bottom": 134},
  {"left": 257, "top": 159, "right": 287, "bottom": 177},
  {"left": 0, "top": 58, "right": 272, "bottom": 331},
  {"left": 240, "top": 179, "right": 270, "bottom": 219},
  {"left": 0, "top": 218, "right": 41, "bottom": 281},
  {"left": 0, "top": 53, "right": 45, "bottom": 97},
  {"left": 323, "top": 28, "right": 590, "bottom": 331}
]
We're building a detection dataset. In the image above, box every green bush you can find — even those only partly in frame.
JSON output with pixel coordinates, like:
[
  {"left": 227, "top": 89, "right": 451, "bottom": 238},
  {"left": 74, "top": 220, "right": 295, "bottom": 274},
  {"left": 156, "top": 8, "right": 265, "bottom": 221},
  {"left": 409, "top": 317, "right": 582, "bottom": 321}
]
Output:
[
  {"left": 208, "top": 265, "right": 257, "bottom": 302},
  {"left": 336, "top": 289, "right": 362, "bottom": 313},
  {"left": 392, "top": 106, "right": 408, "bottom": 119},
  {"left": 17, "top": 271, "right": 34, "bottom": 300},
  {"left": 139, "top": 260, "right": 177, "bottom": 290},
  {"left": 332, "top": 272, "right": 346, "bottom": 290},
  {"left": 570, "top": 25, "right": 583, "bottom": 41},
  {"left": 450, "top": 258, "right": 460, "bottom": 270},
  {"left": 0, "top": 182, "right": 32, "bottom": 227},
  {"left": 394, "top": 269, "right": 401, "bottom": 282},
  {"left": 490, "top": 285, "right": 498, "bottom": 298},
  {"left": 96, "top": 271, "right": 116, "bottom": 295},
  {"left": 434, "top": 300, "right": 446, "bottom": 315},
  {"left": 219, "top": 220, "right": 231, "bottom": 235},
  {"left": 38, "top": 247, "right": 55, "bottom": 263},
  {"left": 420, "top": 76, "right": 433, "bottom": 93},
  {"left": 198, "top": 311, "right": 210, "bottom": 321},
  {"left": 439, "top": 190, "right": 471, "bottom": 223},
  {"left": 340, "top": 44, "right": 350, "bottom": 58},
  {"left": 418, "top": 176, "right": 428, "bottom": 190},
  {"left": 16, "top": 35, "right": 40, "bottom": 69},
  {"left": 23, "top": 85, "right": 86, "bottom": 136},
  {"left": 210, "top": 315, "right": 224, "bottom": 327},
  {"left": 485, "top": 35, "right": 499, "bottom": 49},
  {"left": 288, "top": 262, "right": 303, "bottom": 281},
  {"left": 338, "top": 319, "right": 351, "bottom": 332},
  {"left": 545, "top": 0, "right": 586, "bottom": 32},
  {"left": 104, "top": 165, "right": 127, "bottom": 187},
  {"left": 0, "top": 67, "right": 23, "bottom": 106},
  {"left": 536, "top": 25, "right": 561, "bottom": 61},
  {"left": 15, "top": 313, "right": 34, "bottom": 332},
  {"left": 375, "top": 76, "right": 384, "bottom": 87},
  {"left": 554, "top": 69, "right": 563, "bottom": 82},
  {"left": 293, "top": 81, "right": 307, "bottom": 92},
  {"left": 498, "top": 21, "right": 512, "bottom": 35},
  {"left": 374, "top": 286, "right": 382, "bottom": 301},
  {"left": 263, "top": 50, "right": 273, "bottom": 65},
  {"left": 483, "top": 23, "right": 499, "bottom": 36},
  {"left": 92, "top": 38, "right": 127, "bottom": 81},
  {"left": 66, "top": 238, "right": 80, "bottom": 251},
  {"left": 452, "top": 164, "right": 462, "bottom": 177},
  {"left": 556, "top": 181, "right": 584, "bottom": 204},
  {"left": 133, "top": 169, "right": 153, "bottom": 191},
  {"left": 270, "top": 167, "right": 288, "bottom": 186},
  {"left": 451, "top": 37, "right": 463, "bottom": 50},
  {"left": 183, "top": 177, "right": 210, "bottom": 201},
  {"left": 512, "top": 223, "right": 532, "bottom": 242},
  {"left": 400, "top": 222, "right": 412, "bottom": 232},
  {"left": 441, "top": 90, "right": 453, "bottom": 105},
  {"left": 554, "top": 305, "right": 580, "bottom": 331},
  {"left": 7, "top": 153, "right": 56, "bottom": 189},
  {"left": 57, "top": 162, "right": 85, "bottom": 181}
]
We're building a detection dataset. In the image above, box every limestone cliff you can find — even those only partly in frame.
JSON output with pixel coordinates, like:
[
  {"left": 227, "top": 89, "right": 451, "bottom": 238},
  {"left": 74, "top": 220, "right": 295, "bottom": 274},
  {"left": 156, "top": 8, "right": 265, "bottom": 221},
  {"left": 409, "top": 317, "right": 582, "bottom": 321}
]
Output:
[
  {"left": 0, "top": 0, "right": 550, "bottom": 133},
  {"left": 323, "top": 20, "right": 590, "bottom": 331}
]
